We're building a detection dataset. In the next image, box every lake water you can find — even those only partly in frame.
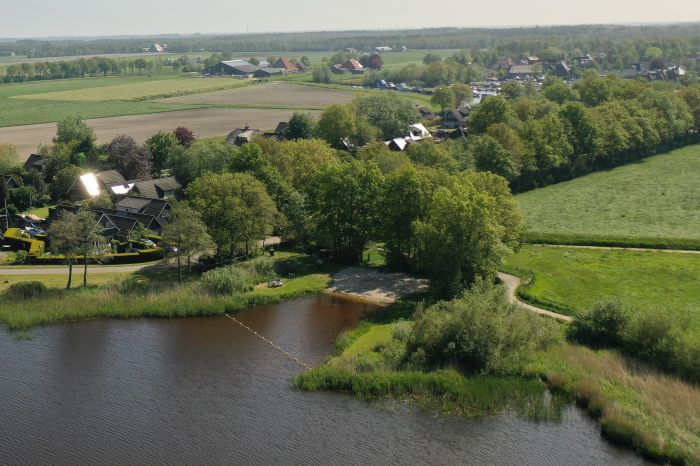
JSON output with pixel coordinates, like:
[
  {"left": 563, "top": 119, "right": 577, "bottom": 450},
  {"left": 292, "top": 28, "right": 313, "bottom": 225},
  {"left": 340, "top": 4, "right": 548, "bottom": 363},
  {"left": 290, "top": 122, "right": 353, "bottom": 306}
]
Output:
[{"left": 0, "top": 296, "right": 650, "bottom": 465}]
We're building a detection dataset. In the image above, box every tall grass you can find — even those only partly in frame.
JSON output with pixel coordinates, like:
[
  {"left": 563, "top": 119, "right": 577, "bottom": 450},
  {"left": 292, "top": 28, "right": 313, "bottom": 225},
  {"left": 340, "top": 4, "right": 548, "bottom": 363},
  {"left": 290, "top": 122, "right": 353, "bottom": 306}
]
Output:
[
  {"left": 293, "top": 366, "right": 552, "bottom": 418},
  {"left": 529, "top": 344, "right": 700, "bottom": 465}
]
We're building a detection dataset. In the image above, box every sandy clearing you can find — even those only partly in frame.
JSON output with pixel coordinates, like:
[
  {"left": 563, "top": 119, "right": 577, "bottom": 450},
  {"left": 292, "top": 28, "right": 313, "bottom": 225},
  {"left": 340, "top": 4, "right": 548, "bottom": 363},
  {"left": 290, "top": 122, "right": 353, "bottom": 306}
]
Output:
[
  {"left": 326, "top": 267, "right": 430, "bottom": 305},
  {"left": 0, "top": 108, "right": 320, "bottom": 160},
  {"left": 159, "top": 81, "right": 355, "bottom": 107}
]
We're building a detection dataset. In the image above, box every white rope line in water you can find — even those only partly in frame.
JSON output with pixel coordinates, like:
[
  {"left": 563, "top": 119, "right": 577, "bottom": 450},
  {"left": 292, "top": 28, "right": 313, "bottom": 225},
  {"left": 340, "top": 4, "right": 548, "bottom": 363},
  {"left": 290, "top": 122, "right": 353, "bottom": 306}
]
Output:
[{"left": 224, "top": 313, "right": 311, "bottom": 370}]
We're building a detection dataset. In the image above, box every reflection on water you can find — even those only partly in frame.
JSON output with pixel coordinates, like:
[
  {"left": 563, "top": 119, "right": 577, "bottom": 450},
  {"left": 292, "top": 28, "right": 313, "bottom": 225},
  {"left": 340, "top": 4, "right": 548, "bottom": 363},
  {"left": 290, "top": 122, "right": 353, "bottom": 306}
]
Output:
[{"left": 0, "top": 296, "right": 650, "bottom": 465}]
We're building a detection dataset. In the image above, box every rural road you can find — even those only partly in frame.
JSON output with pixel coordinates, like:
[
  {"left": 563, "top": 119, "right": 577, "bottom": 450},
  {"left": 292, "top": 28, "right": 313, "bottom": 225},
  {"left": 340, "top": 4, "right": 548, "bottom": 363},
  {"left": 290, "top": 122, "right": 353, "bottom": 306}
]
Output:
[
  {"left": 497, "top": 272, "right": 573, "bottom": 323},
  {"left": 531, "top": 243, "right": 700, "bottom": 254},
  {"left": 0, "top": 237, "right": 281, "bottom": 275}
]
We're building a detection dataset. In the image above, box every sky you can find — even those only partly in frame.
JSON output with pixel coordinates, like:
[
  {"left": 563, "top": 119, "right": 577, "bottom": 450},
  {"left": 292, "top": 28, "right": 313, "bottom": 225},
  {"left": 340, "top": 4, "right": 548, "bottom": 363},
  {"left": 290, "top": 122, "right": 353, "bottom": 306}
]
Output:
[{"left": 1, "top": 0, "right": 699, "bottom": 38}]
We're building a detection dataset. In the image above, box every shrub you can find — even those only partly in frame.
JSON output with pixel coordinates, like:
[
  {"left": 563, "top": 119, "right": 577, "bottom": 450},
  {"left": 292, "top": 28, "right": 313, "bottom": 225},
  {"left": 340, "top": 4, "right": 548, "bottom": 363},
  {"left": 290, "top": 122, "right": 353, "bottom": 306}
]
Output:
[
  {"left": 237, "top": 256, "right": 276, "bottom": 282},
  {"left": 200, "top": 266, "right": 253, "bottom": 295},
  {"left": 404, "top": 280, "right": 560, "bottom": 375},
  {"left": 567, "top": 301, "right": 630, "bottom": 348},
  {"left": 14, "top": 250, "right": 28, "bottom": 264},
  {"left": 6, "top": 281, "right": 48, "bottom": 299}
]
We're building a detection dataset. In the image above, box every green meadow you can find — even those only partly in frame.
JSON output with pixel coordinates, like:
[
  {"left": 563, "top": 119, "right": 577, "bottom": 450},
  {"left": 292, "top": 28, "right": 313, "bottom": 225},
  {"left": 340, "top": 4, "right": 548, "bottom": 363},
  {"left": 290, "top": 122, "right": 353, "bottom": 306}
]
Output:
[{"left": 516, "top": 145, "right": 700, "bottom": 247}]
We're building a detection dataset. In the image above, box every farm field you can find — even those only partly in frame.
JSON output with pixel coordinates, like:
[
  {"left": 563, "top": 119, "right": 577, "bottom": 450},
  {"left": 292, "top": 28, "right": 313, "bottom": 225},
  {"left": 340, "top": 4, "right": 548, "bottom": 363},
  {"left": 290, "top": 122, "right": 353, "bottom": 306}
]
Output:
[
  {"left": 159, "top": 81, "right": 355, "bottom": 107},
  {"left": 12, "top": 76, "right": 251, "bottom": 101},
  {"left": 503, "top": 245, "right": 700, "bottom": 336},
  {"left": 516, "top": 145, "right": 700, "bottom": 245},
  {"left": 0, "top": 107, "right": 320, "bottom": 157}
]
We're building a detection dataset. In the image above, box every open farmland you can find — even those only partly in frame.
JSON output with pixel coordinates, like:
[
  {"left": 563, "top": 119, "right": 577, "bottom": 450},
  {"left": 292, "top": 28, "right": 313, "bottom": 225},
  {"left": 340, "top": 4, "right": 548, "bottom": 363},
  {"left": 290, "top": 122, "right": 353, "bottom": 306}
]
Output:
[
  {"left": 0, "top": 108, "right": 320, "bottom": 157},
  {"left": 12, "top": 76, "right": 251, "bottom": 101},
  {"left": 159, "top": 81, "right": 355, "bottom": 108},
  {"left": 516, "top": 145, "right": 700, "bottom": 246},
  {"left": 503, "top": 245, "right": 700, "bottom": 337}
]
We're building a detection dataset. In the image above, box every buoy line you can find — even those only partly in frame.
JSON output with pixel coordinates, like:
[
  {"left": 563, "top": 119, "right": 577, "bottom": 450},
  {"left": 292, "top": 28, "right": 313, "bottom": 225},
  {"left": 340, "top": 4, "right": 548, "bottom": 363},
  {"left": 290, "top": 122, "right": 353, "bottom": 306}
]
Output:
[{"left": 224, "top": 314, "right": 311, "bottom": 370}]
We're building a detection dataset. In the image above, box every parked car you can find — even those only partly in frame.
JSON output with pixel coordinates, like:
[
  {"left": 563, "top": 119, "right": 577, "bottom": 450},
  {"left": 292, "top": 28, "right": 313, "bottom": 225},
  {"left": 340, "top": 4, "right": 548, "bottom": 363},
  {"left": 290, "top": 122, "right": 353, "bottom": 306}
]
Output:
[{"left": 24, "top": 227, "right": 45, "bottom": 236}]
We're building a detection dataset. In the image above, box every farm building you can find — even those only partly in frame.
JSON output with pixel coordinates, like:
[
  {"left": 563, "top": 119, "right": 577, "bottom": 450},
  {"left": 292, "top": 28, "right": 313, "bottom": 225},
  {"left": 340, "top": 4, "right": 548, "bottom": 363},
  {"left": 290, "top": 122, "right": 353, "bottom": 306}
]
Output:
[
  {"left": 272, "top": 57, "right": 304, "bottom": 73},
  {"left": 210, "top": 60, "right": 260, "bottom": 77},
  {"left": 226, "top": 127, "right": 263, "bottom": 145},
  {"left": 22, "top": 154, "right": 46, "bottom": 174}
]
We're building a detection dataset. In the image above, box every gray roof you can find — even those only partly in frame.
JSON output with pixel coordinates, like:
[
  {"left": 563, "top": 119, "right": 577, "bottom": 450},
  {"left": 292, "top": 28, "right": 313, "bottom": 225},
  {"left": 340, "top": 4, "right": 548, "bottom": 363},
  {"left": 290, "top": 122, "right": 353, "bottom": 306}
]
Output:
[
  {"left": 115, "top": 197, "right": 151, "bottom": 210},
  {"left": 509, "top": 65, "right": 535, "bottom": 74},
  {"left": 220, "top": 60, "right": 259, "bottom": 74},
  {"left": 132, "top": 176, "right": 181, "bottom": 199},
  {"left": 97, "top": 170, "right": 126, "bottom": 186}
]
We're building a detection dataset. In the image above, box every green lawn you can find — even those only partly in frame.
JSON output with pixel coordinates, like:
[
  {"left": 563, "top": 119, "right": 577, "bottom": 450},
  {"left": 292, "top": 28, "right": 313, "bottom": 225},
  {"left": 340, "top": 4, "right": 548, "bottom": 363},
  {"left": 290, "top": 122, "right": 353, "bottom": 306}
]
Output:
[
  {"left": 503, "top": 245, "right": 700, "bottom": 336},
  {"left": 516, "top": 145, "right": 700, "bottom": 246}
]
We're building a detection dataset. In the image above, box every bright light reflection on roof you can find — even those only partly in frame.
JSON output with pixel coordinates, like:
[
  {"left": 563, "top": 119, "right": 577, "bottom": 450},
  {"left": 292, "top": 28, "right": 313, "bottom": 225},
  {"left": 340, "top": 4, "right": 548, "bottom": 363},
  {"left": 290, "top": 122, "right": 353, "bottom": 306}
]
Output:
[{"left": 80, "top": 173, "right": 101, "bottom": 197}]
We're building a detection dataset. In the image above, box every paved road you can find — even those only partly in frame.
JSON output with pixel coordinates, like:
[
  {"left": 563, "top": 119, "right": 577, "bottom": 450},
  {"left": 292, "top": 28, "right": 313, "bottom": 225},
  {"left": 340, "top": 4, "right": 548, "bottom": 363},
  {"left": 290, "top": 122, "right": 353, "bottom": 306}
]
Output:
[{"left": 498, "top": 272, "right": 573, "bottom": 323}]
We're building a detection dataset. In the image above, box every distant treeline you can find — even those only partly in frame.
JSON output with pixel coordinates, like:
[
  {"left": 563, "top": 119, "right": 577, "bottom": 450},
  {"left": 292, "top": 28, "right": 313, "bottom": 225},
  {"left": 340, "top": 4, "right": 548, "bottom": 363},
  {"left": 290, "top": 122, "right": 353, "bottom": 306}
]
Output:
[{"left": 2, "top": 24, "right": 700, "bottom": 65}]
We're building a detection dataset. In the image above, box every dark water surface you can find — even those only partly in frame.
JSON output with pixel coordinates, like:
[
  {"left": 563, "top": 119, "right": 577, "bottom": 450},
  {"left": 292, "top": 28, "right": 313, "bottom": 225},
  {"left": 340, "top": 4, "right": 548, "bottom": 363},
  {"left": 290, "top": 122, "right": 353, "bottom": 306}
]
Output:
[{"left": 0, "top": 296, "right": 650, "bottom": 465}]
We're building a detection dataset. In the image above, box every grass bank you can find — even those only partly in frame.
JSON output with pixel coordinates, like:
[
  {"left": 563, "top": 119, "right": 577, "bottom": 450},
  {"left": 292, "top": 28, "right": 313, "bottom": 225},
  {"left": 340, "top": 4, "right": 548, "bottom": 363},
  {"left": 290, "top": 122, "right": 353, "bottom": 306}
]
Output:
[
  {"left": 0, "top": 253, "right": 335, "bottom": 330},
  {"left": 529, "top": 344, "right": 700, "bottom": 465},
  {"left": 516, "top": 144, "right": 700, "bottom": 246}
]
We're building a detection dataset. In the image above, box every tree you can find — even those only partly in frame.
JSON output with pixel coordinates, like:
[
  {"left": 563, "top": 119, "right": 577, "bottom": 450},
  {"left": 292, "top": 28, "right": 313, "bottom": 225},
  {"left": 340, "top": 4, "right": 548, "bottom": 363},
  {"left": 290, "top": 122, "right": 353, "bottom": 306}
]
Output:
[
  {"left": 354, "top": 94, "right": 419, "bottom": 139},
  {"left": 10, "top": 186, "right": 37, "bottom": 213},
  {"left": 188, "top": 172, "right": 277, "bottom": 258},
  {"left": 47, "top": 211, "right": 83, "bottom": 289},
  {"left": 500, "top": 82, "right": 524, "bottom": 100},
  {"left": 174, "top": 126, "right": 196, "bottom": 147},
  {"left": 317, "top": 104, "right": 356, "bottom": 148},
  {"left": 145, "top": 131, "right": 179, "bottom": 175},
  {"left": 543, "top": 77, "right": 580, "bottom": 104},
  {"left": 268, "top": 139, "right": 339, "bottom": 190},
  {"left": 423, "top": 53, "right": 442, "bottom": 64},
  {"left": 406, "top": 141, "right": 459, "bottom": 171},
  {"left": 469, "top": 135, "right": 520, "bottom": 181},
  {"left": 161, "top": 202, "right": 215, "bottom": 282},
  {"left": 76, "top": 209, "right": 109, "bottom": 287},
  {"left": 306, "top": 160, "right": 384, "bottom": 263},
  {"left": 431, "top": 87, "right": 456, "bottom": 120},
  {"left": 452, "top": 83, "right": 473, "bottom": 106},
  {"left": 168, "top": 140, "right": 233, "bottom": 186},
  {"left": 0, "top": 144, "right": 19, "bottom": 174},
  {"left": 53, "top": 116, "right": 96, "bottom": 155},
  {"left": 360, "top": 53, "right": 383, "bottom": 70},
  {"left": 134, "top": 58, "right": 147, "bottom": 74},
  {"left": 413, "top": 172, "right": 524, "bottom": 296},
  {"left": 357, "top": 142, "right": 409, "bottom": 174},
  {"left": 467, "top": 96, "right": 515, "bottom": 133},
  {"left": 300, "top": 56, "right": 310, "bottom": 67},
  {"left": 311, "top": 64, "right": 332, "bottom": 84},
  {"left": 107, "top": 135, "right": 152, "bottom": 180},
  {"left": 284, "top": 112, "right": 316, "bottom": 140}
]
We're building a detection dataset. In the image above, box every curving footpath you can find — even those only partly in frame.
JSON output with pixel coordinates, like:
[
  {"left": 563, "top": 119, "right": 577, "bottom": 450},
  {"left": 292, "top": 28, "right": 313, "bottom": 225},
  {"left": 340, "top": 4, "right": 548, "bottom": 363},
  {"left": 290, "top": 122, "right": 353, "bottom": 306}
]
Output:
[{"left": 497, "top": 272, "right": 573, "bottom": 323}]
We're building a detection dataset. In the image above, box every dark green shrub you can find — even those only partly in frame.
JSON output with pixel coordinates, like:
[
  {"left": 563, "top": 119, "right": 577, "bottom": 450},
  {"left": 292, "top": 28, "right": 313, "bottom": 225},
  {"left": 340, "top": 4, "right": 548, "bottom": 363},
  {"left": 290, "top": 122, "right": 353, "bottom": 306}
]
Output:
[
  {"left": 567, "top": 301, "right": 630, "bottom": 348},
  {"left": 6, "top": 281, "right": 48, "bottom": 299},
  {"left": 404, "top": 280, "right": 559, "bottom": 375}
]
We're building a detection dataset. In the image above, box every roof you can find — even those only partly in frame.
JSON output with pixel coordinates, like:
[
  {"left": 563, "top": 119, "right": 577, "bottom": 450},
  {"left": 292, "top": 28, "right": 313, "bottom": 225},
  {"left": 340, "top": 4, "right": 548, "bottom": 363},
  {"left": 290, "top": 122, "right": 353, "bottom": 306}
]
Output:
[
  {"left": 115, "top": 197, "right": 151, "bottom": 211},
  {"left": 272, "top": 57, "right": 299, "bottom": 72},
  {"left": 509, "top": 65, "right": 535, "bottom": 74},
  {"left": 97, "top": 170, "right": 126, "bottom": 186},
  {"left": 220, "top": 60, "right": 259, "bottom": 74},
  {"left": 254, "top": 67, "right": 285, "bottom": 76},
  {"left": 342, "top": 59, "right": 363, "bottom": 70},
  {"left": 22, "top": 154, "right": 45, "bottom": 171},
  {"left": 226, "top": 128, "right": 263, "bottom": 145},
  {"left": 385, "top": 138, "right": 408, "bottom": 151},
  {"left": 274, "top": 122, "right": 289, "bottom": 135}
]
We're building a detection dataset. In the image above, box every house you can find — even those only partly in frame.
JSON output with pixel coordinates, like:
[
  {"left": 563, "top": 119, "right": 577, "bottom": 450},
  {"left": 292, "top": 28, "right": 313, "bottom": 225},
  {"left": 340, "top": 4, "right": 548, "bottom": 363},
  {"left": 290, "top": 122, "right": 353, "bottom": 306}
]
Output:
[
  {"left": 575, "top": 54, "right": 595, "bottom": 68},
  {"left": 1, "top": 175, "right": 21, "bottom": 190},
  {"left": 68, "top": 170, "right": 127, "bottom": 201},
  {"left": 495, "top": 58, "right": 515, "bottom": 71},
  {"left": 550, "top": 61, "right": 571, "bottom": 77},
  {"left": 508, "top": 65, "right": 536, "bottom": 78},
  {"left": 416, "top": 105, "right": 436, "bottom": 119},
  {"left": 385, "top": 138, "right": 408, "bottom": 152},
  {"left": 130, "top": 177, "right": 182, "bottom": 199},
  {"left": 272, "top": 57, "right": 304, "bottom": 73},
  {"left": 341, "top": 59, "right": 364, "bottom": 74},
  {"left": 407, "top": 123, "right": 432, "bottom": 142},
  {"left": 22, "top": 154, "right": 46, "bottom": 174},
  {"left": 443, "top": 109, "right": 467, "bottom": 129},
  {"left": 151, "top": 43, "right": 167, "bottom": 53},
  {"left": 526, "top": 56, "right": 540, "bottom": 64},
  {"left": 210, "top": 60, "right": 260, "bottom": 77},
  {"left": 331, "top": 64, "right": 348, "bottom": 74},
  {"left": 374, "top": 46, "right": 393, "bottom": 53},
  {"left": 114, "top": 197, "right": 172, "bottom": 221},
  {"left": 400, "top": 45, "right": 409, "bottom": 52},
  {"left": 226, "top": 127, "right": 263, "bottom": 146},
  {"left": 273, "top": 122, "right": 289, "bottom": 140}
]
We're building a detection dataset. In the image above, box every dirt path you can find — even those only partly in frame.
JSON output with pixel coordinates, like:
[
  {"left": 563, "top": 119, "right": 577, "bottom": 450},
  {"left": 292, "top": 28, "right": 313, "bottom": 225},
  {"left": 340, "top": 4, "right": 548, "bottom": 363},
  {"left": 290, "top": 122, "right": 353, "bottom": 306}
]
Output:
[
  {"left": 0, "top": 263, "right": 165, "bottom": 275},
  {"left": 530, "top": 243, "right": 700, "bottom": 254},
  {"left": 326, "top": 267, "right": 430, "bottom": 305},
  {"left": 497, "top": 272, "right": 573, "bottom": 323}
]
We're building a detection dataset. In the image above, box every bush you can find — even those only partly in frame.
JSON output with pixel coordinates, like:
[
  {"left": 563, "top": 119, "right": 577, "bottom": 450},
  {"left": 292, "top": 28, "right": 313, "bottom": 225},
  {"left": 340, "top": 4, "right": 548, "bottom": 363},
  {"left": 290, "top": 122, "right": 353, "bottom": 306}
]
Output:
[
  {"left": 6, "top": 281, "right": 48, "bottom": 299},
  {"left": 200, "top": 266, "right": 253, "bottom": 295},
  {"left": 237, "top": 256, "right": 276, "bottom": 282},
  {"left": 404, "top": 280, "right": 559, "bottom": 375},
  {"left": 567, "top": 301, "right": 630, "bottom": 348},
  {"left": 14, "top": 250, "right": 28, "bottom": 264}
]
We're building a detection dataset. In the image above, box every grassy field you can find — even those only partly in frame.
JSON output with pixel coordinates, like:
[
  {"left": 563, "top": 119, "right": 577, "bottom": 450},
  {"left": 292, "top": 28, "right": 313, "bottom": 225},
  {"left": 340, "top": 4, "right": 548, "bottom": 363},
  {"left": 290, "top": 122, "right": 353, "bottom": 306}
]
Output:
[
  {"left": 516, "top": 145, "right": 700, "bottom": 246},
  {"left": 13, "top": 76, "right": 251, "bottom": 102},
  {"left": 503, "top": 245, "right": 700, "bottom": 335},
  {"left": 0, "top": 273, "right": 125, "bottom": 291}
]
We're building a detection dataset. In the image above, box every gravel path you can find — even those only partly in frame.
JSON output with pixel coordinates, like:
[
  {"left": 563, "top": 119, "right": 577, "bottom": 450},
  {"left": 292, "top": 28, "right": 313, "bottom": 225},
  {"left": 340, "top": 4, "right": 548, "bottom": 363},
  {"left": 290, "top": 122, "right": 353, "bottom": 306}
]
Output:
[
  {"left": 326, "top": 267, "right": 430, "bottom": 305},
  {"left": 497, "top": 272, "right": 573, "bottom": 323}
]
